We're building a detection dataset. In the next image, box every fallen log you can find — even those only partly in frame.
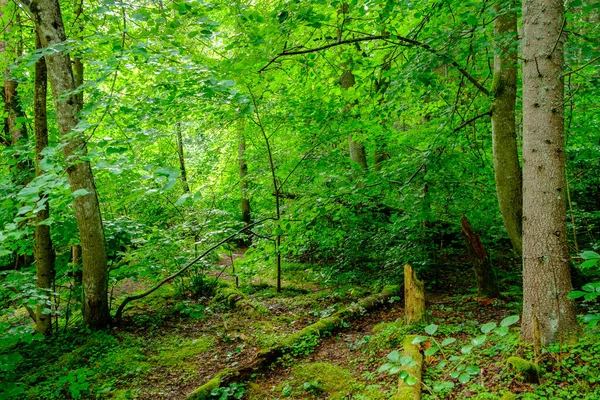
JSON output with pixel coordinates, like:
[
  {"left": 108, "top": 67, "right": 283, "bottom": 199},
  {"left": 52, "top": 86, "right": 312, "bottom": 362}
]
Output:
[
  {"left": 393, "top": 334, "right": 423, "bottom": 400},
  {"left": 212, "top": 280, "right": 270, "bottom": 314},
  {"left": 185, "top": 285, "right": 402, "bottom": 400}
]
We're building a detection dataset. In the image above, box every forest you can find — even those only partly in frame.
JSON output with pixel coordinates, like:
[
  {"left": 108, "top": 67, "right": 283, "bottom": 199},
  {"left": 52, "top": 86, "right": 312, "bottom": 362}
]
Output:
[{"left": 0, "top": 0, "right": 599, "bottom": 398}]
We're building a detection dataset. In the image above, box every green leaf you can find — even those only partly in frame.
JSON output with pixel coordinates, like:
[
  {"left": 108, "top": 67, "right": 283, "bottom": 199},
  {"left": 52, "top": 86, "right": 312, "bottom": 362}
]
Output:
[
  {"left": 424, "top": 346, "right": 439, "bottom": 357},
  {"left": 458, "top": 372, "right": 471, "bottom": 384},
  {"left": 424, "top": 324, "right": 438, "bottom": 335},
  {"left": 405, "top": 375, "right": 418, "bottom": 386},
  {"left": 461, "top": 345, "right": 473, "bottom": 354},
  {"left": 175, "top": 193, "right": 190, "bottom": 207},
  {"left": 500, "top": 315, "right": 519, "bottom": 327},
  {"left": 441, "top": 337, "right": 456, "bottom": 346},
  {"left": 400, "top": 355, "right": 413, "bottom": 366},
  {"left": 568, "top": 290, "right": 587, "bottom": 299},
  {"left": 411, "top": 336, "right": 428, "bottom": 345},
  {"left": 389, "top": 365, "right": 402, "bottom": 374},
  {"left": 480, "top": 322, "right": 497, "bottom": 334},
  {"left": 471, "top": 335, "right": 486, "bottom": 346},
  {"left": 378, "top": 363, "right": 391, "bottom": 373},
  {"left": 493, "top": 326, "right": 509, "bottom": 336},
  {"left": 387, "top": 350, "right": 400, "bottom": 363},
  {"left": 71, "top": 189, "right": 90, "bottom": 198},
  {"left": 581, "top": 259, "right": 599, "bottom": 269},
  {"left": 581, "top": 251, "right": 600, "bottom": 260},
  {"left": 466, "top": 365, "right": 479, "bottom": 375}
]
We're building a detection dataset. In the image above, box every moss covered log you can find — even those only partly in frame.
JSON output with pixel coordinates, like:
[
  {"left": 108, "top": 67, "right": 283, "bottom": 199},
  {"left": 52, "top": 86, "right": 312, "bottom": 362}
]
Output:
[
  {"left": 211, "top": 280, "right": 269, "bottom": 313},
  {"left": 392, "top": 334, "right": 423, "bottom": 400},
  {"left": 185, "top": 285, "right": 402, "bottom": 399}
]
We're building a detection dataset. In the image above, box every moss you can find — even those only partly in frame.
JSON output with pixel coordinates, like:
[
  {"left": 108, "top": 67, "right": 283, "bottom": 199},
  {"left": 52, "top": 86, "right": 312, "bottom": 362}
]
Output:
[
  {"left": 500, "top": 392, "right": 516, "bottom": 400},
  {"left": 153, "top": 336, "right": 214, "bottom": 368},
  {"left": 392, "top": 335, "right": 423, "bottom": 400},
  {"left": 275, "top": 362, "right": 386, "bottom": 400},
  {"left": 506, "top": 356, "right": 540, "bottom": 383},
  {"left": 185, "top": 368, "right": 238, "bottom": 400},
  {"left": 491, "top": 74, "right": 503, "bottom": 98},
  {"left": 212, "top": 280, "right": 270, "bottom": 314}
]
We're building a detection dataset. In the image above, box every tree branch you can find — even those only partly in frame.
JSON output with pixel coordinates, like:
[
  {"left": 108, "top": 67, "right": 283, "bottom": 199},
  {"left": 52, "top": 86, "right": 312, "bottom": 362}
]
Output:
[
  {"left": 384, "top": 36, "right": 490, "bottom": 96},
  {"left": 113, "top": 217, "right": 274, "bottom": 320},
  {"left": 258, "top": 33, "right": 490, "bottom": 96},
  {"left": 453, "top": 110, "right": 492, "bottom": 132},
  {"left": 563, "top": 55, "right": 600, "bottom": 77},
  {"left": 258, "top": 35, "right": 390, "bottom": 73}
]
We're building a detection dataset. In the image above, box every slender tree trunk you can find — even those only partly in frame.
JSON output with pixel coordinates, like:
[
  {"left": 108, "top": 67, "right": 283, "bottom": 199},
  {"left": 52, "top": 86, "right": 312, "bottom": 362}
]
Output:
[
  {"left": 491, "top": 0, "right": 523, "bottom": 256},
  {"left": 73, "top": 0, "right": 84, "bottom": 107},
  {"left": 340, "top": 69, "right": 368, "bottom": 169},
  {"left": 33, "top": 33, "right": 55, "bottom": 334},
  {"left": 521, "top": 0, "right": 579, "bottom": 344},
  {"left": 238, "top": 121, "right": 251, "bottom": 225},
  {"left": 23, "top": 0, "right": 110, "bottom": 329},
  {"left": 1, "top": 1, "right": 33, "bottom": 270},
  {"left": 176, "top": 122, "right": 190, "bottom": 193}
]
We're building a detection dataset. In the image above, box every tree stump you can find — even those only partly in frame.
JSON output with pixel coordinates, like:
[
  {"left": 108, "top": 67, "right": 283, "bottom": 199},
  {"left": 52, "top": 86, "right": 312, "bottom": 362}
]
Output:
[
  {"left": 404, "top": 263, "right": 425, "bottom": 325},
  {"left": 461, "top": 215, "right": 500, "bottom": 298}
]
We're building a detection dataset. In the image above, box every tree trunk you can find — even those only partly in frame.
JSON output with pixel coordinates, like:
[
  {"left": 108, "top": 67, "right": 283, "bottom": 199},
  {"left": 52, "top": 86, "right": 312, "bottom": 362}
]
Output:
[
  {"left": 33, "top": 32, "right": 55, "bottom": 335},
  {"left": 491, "top": 0, "right": 523, "bottom": 256},
  {"left": 340, "top": 69, "right": 368, "bottom": 169},
  {"left": 176, "top": 122, "right": 190, "bottom": 193},
  {"left": 461, "top": 215, "right": 500, "bottom": 298},
  {"left": 23, "top": 0, "right": 110, "bottom": 330},
  {"left": 521, "top": 0, "right": 579, "bottom": 344},
  {"left": 238, "top": 121, "right": 251, "bottom": 225}
]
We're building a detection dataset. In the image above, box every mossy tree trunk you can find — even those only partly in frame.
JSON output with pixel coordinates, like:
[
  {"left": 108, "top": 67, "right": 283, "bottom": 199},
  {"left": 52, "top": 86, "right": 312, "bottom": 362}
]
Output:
[
  {"left": 404, "top": 263, "right": 425, "bottom": 325},
  {"left": 21, "top": 0, "right": 111, "bottom": 330},
  {"left": 491, "top": 0, "right": 523, "bottom": 256}
]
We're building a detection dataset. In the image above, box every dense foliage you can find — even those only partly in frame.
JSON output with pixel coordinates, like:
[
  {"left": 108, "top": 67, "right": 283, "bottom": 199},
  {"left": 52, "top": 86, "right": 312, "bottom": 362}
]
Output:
[{"left": 0, "top": 0, "right": 599, "bottom": 398}]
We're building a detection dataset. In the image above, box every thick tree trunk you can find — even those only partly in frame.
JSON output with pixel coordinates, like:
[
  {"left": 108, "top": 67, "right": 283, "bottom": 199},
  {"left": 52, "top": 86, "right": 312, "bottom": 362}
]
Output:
[
  {"left": 461, "top": 215, "right": 500, "bottom": 298},
  {"left": 491, "top": 1, "right": 523, "bottom": 256},
  {"left": 176, "top": 122, "right": 190, "bottom": 193},
  {"left": 238, "top": 122, "right": 251, "bottom": 225},
  {"left": 33, "top": 33, "right": 55, "bottom": 335},
  {"left": 521, "top": 0, "right": 579, "bottom": 344},
  {"left": 24, "top": 0, "right": 110, "bottom": 329},
  {"left": 340, "top": 69, "right": 368, "bottom": 169}
]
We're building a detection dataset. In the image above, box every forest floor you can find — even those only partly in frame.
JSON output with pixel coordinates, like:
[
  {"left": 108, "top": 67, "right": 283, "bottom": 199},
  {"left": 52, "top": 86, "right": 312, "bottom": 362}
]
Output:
[{"left": 11, "top": 252, "right": 600, "bottom": 400}]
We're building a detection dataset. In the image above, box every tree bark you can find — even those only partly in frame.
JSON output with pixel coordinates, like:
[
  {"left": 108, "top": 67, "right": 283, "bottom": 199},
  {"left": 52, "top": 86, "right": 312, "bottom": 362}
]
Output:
[
  {"left": 521, "top": 0, "right": 580, "bottom": 344},
  {"left": 33, "top": 32, "right": 55, "bottom": 335},
  {"left": 23, "top": 0, "right": 110, "bottom": 329},
  {"left": 491, "top": 0, "right": 523, "bottom": 256},
  {"left": 176, "top": 122, "right": 190, "bottom": 193}
]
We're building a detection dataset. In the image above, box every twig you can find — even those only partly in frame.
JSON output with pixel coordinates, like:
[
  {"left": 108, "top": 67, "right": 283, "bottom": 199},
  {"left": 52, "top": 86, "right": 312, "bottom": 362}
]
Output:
[
  {"left": 453, "top": 110, "right": 492, "bottom": 132},
  {"left": 563, "top": 55, "right": 600, "bottom": 77}
]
